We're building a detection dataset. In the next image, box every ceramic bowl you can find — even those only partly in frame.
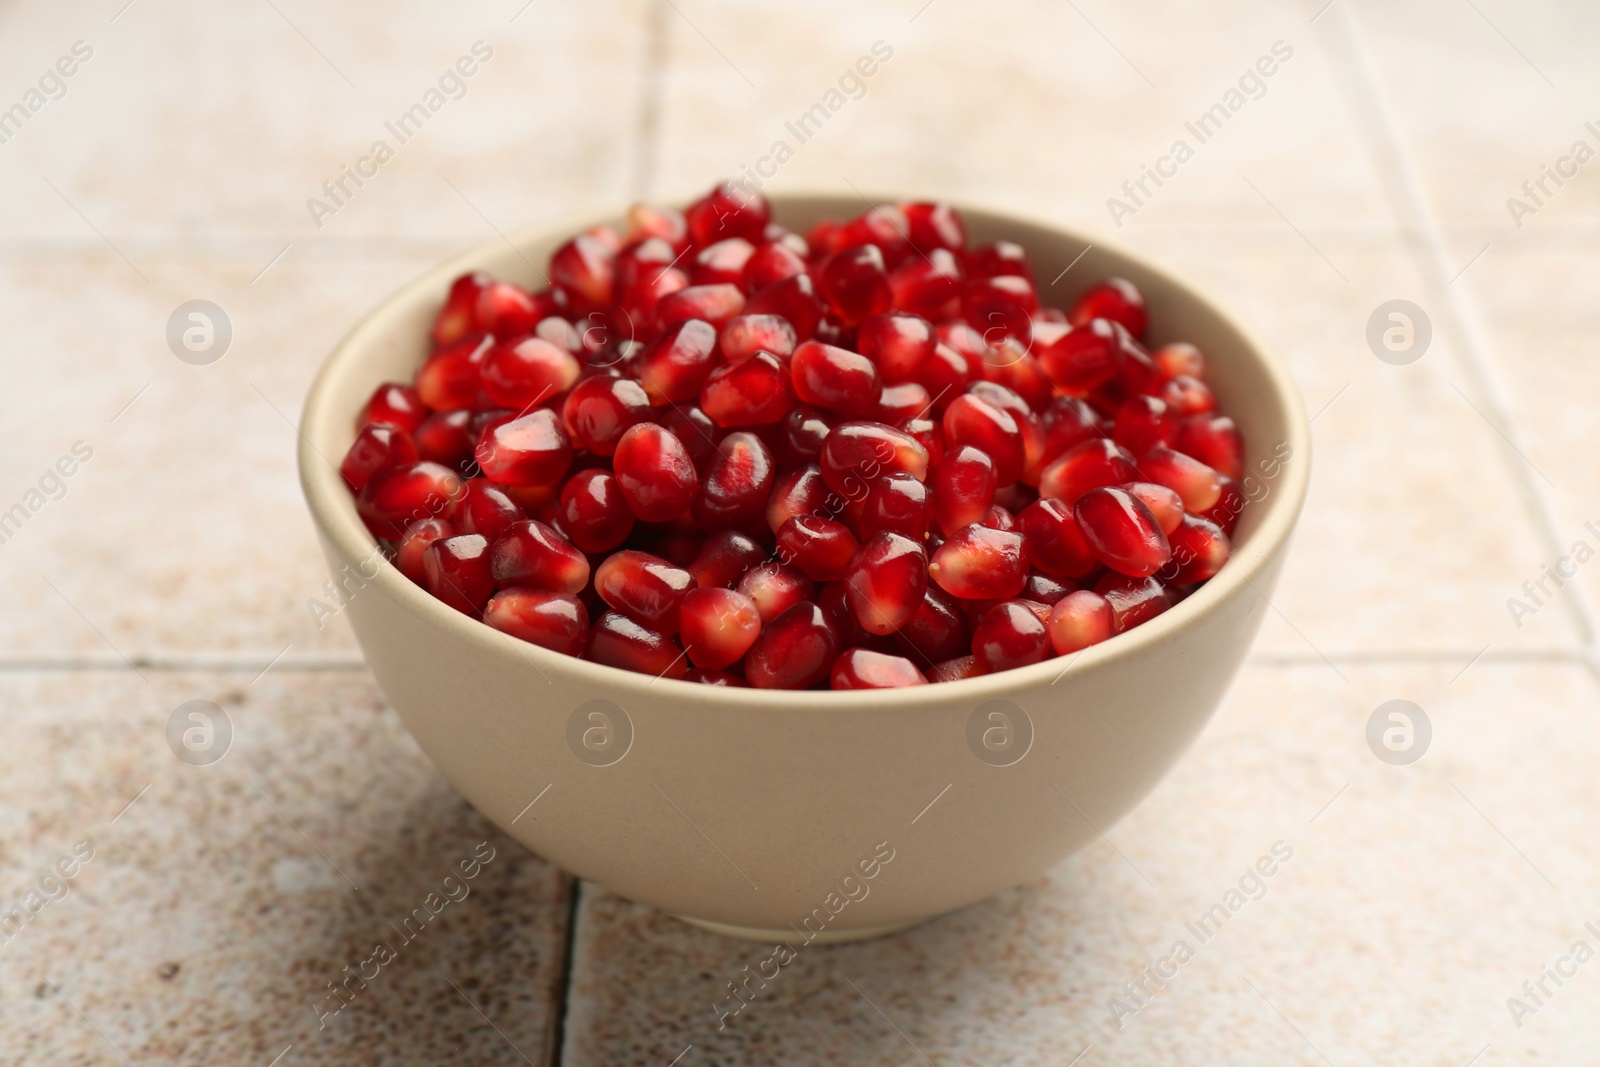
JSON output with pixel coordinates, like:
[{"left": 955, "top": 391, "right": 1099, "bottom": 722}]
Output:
[{"left": 299, "top": 194, "right": 1310, "bottom": 942}]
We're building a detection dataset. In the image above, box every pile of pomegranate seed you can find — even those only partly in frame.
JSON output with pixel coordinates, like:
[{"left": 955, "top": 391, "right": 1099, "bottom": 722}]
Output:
[{"left": 342, "top": 181, "right": 1246, "bottom": 689}]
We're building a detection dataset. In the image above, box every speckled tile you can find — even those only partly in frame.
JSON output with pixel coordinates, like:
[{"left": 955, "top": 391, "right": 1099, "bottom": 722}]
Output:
[
  {"left": 0, "top": 670, "right": 573, "bottom": 1066},
  {"left": 559, "top": 661, "right": 1600, "bottom": 1066}
]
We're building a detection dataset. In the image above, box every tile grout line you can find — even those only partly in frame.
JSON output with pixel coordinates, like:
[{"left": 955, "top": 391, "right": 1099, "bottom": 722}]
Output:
[
  {"left": 1320, "top": 2, "right": 1600, "bottom": 684},
  {"left": 548, "top": 878, "right": 585, "bottom": 1067}
]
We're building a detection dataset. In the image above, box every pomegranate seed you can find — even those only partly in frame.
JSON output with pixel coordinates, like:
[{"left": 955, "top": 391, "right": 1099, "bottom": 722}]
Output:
[
  {"left": 737, "top": 561, "right": 813, "bottom": 622},
  {"left": 898, "top": 416, "right": 946, "bottom": 469},
  {"left": 910, "top": 342, "right": 976, "bottom": 408},
  {"left": 1160, "top": 374, "right": 1218, "bottom": 417},
  {"left": 550, "top": 234, "right": 616, "bottom": 312},
  {"left": 1074, "top": 486, "right": 1172, "bottom": 578},
  {"left": 423, "top": 534, "right": 495, "bottom": 615},
  {"left": 892, "top": 586, "right": 970, "bottom": 663},
  {"left": 678, "top": 586, "right": 762, "bottom": 669},
  {"left": 791, "top": 340, "right": 881, "bottom": 415},
  {"left": 744, "top": 240, "right": 807, "bottom": 291},
  {"left": 1172, "top": 413, "right": 1244, "bottom": 481},
  {"left": 720, "top": 313, "right": 798, "bottom": 364},
  {"left": 685, "top": 181, "right": 771, "bottom": 245},
  {"left": 817, "top": 244, "right": 892, "bottom": 326},
  {"left": 929, "top": 524, "right": 1026, "bottom": 600},
  {"left": 1162, "top": 515, "right": 1230, "bottom": 583},
  {"left": 888, "top": 248, "right": 964, "bottom": 321},
  {"left": 776, "top": 515, "right": 860, "bottom": 581},
  {"left": 701, "top": 350, "right": 796, "bottom": 426},
  {"left": 963, "top": 275, "right": 1038, "bottom": 343},
  {"left": 416, "top": 333, "right": 493, "bottom": 411},
  {"left": 818, "top": 420, "right": 929, "bottom": 496},
  {"left": 971, "top": 600, "right": 1050, "bottom": 673},
  {"left": 831, "top": 648, "right": 928, "bottom": 690},
  {"left": 982, "top": 505, "right": 1015, "bottom": 530},
  {"left": 691, "top": 238, "right": 755, "bottom": 288},
  {"left": 594, "top": 550, "right": 695, "bottom": 633},
  {"left": 588, "top": 611, "right": 687, "bottom": 679},
  {"left": 456, "top": 480, "right": 524, "bottom": 540},
  {"left": 619, "top": 266, "right": 690, "bottom": 327},
  {"left": 1041, "top": 396, "right": 1106, "bottom": 461},
  {"left": 858, "top": 312, "right": 936, "bottom": 381},
  {"left": 901, "top": 201, "right": 967, "bottom": 251},
  {"left": 844, "top": 532, "right": 928, "bottom": 635},
  {"left": 765, "top": 464, "right": 834, "bottom": 534},
  {"left": 475, "top": 280, "right": 547, "bottom": 339},
  {"left": 930, "top": 445, "right": 997, "bottom": 537},
  {"left": 490, "top": 519, "right": 589, "bottom": 593},
  {"left": 341, "top": 423, "right": 419, "bottom": 492},
  {"left": 1016, "top": 498, "right": 1096, "bottom": 577},
  {"left": 1154, "top": 342, "right": 1204, "bottom": 380},
  {"left": 413, "top": 410, "right": 476, "bottom": 472},
  {"left": 359, "top": 382, "right": 428, "bottom": 435},
  {"left": 744, "top": 602, "right": 840, "bottom": 690},
  {"left": 637, "top": 319, "right": 718, "bottom": 405},
  {"left": 943, "top": 393, "right": 1025, "bottom": 486},
  {"left": 1138, "top": 446, "right": 1223, "bottom": 512},
  {"left": 662, "top": 405, "right": 718, "bottom": 467},
  {"left": 1046, "top": 590, "right": 1114, "bottom": 655},
  {"left": 394, "top": 517, "right": 455, "bottom": 585},
  {"left": 656, "top": 283, "right": 745, "bottom": 332},
  {"left": 1037, "top": 318, "right": 1121, "bottom": 395},
  {"left": 687, "top": 530, "right": 767, "bottom": 589},
  {"left": 432, "top": 272, "right": 487, "bottom": 347},
  {"left": 484, "top": 588, "right": 589, "bottom": 656},
  {"left": 613, "top": 423, "right": 699, "bottom": 522},
  {"left": 878, "top": 381, "right": 932, "bottom": 424},
  {"left": 561, "top": 376, "right": 650, "bottom": 457},
  {"left": 693, "top": 432, "right": 775, "bottom": 530},
  {"left": 776, "top": 405, "right": 833, "bottom": 467},
  {"left": 929, "top": 655, "right": 982, "bottom": 683},
  {"left": 357, "top": 461, "right": 465, "bottom": 538},
  {"left": 533, "top": 316, "right": 582, "bottom": 354},
  {"left": 687, "top": 668, "right": 748, "bottom": 686},
  {"left": 747, "top": 273, "right": 824, "bottom": 340},
  {"left": 1095, "top": 573, "right": 1173, "bottom": 633},
  {"left": 480, "top": 336, "right": 581, "bottom": 410},
  {"left": 1120, "top": 481, "right": 1185, "bottom": 537},
  {"left": 1070, "top": 278, "right": 1147, "bottom": 338},
  {"left": 861, "top": 472, "right": 930, "bottom": 541},
  {"left": 1039, "top": 437, "right": 1141, "bottom": 506},
  {"left": 1201, "top": 476, "right": 1246, "bottom": 536},
  {"left": 474, "top": 408, "right": 572, "bottom": 487},
  {"left": 627, "top": 202, "right": 689, "bottom": 247},
  {"left": 558, "top": 468, "right": 635, "bottom": 553},
  {"left": 967, "top": 241, "right": 1033, "bottom": 282},
  {"left": 616, "top": 237, "right": 678, "bottom": 291},
  {"left": 1112, "top": 394, "right": 1175, "bottom": 456},
  {"left": 1023, "top": 573, "right": 1074, "bottom": 604}
]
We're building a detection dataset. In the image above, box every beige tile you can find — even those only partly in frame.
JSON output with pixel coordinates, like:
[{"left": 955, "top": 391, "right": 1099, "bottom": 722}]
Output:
[
  {"left": 559, "top": 661, "right": 1600, "bottom": 1066},
  {"left": 0, "top": 670, "right": 573, "bottom": 1066}
]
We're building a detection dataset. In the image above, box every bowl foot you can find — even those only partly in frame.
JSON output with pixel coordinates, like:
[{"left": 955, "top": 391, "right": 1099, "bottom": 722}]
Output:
[{"left": 670, "top": 913, "right": 927, "bottom": 944}]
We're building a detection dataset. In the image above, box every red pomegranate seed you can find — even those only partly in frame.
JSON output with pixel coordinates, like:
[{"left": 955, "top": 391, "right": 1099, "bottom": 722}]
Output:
[
  {"left": 861, "top": 472, "right": 930, "bottom": 541},
  {"left": 877, "top": 381, "right": 932, "bottom": 424},
  {"left": 560, "top": 376, "right": 650, "bottom": 457},
  {"left": 627, "top": 202, "right": 689, "bottom": 248},
  {"left": 791, "top": 340, "right": 881, "bottom": 416},
  {"left": 1041, "top": 396, "right": 1106, "bottom": 461},
  {"left": 619, "top": 266, "right": 690, "bottom": 327},
  {"left": 394, "top": 517, "right": 455, "bottom": 585},
  {"left": 588, "top": 611, "right": 687, "bottom": 679},
  {"left": 744, "top": 602, "right": 840, "bottom": 689},
  {"left": 480, "top": 336, "right": 581, "bottom": 410},
  {"left": 701, "top": 350, "right": 796, "bottom": 426},
  {"left": 831, "top": 648, "right": 928, "bottom": 690},
  {"left": 1172, "top": 413, "right": 1244, "bottom": 481},
  {"left": 898, "top": 416, "right": 945, "bottom": 469},
  {"left": 1138, "top": 446, "right": 1223, "bottom": 512},
  {"left": 613, "top": 423, "right": 699, "bottom": 522},
  {"left": 817, "top": 579, "right": 871, "bottom": 649},
  {"left": 1070, "top": 278, "right": 1147, "bottom": 338},
  {"left": 678, "top": 586, "right": 762, "bottom": 669},
  {"left": 737, "top": 562, "right": 812, "bottom": 622},
  {"left": 687, "top": 668, "right": 748, "bottom": 686},
  {"left": 1023, "top": 573, "right": 1074, "bottom": 604},
  {"left": 474, "top": 280, "right": 548, "bottom": 339},
  {"left": 550, "top": 234, "right": 616, "bottom": 313},
  {"left": 888, "top": 247, "right": 963, "bottom": 321},
  {"left": 776, "top": 515, "right": 860, "bottom": 581},
  {"left": 656, "top": 284, "right": 745, "bottom": 332},
  {"left": 891, "top": 586, "right": 969, "bottom": 663},
  {"left": 662, "top": 405, "right": 718, "bottom": 467},
  {"left": 693, "top": 432, "right": 775, "bottom": 530},
  {"left": 982, "top": 504, "right": 1016, "bottom": 531},
  {"left": 558, "top": 468, "right": 635, "bottom": 553},
  {"left": 616, "top": 236, "right": 678, "bottom": 291},
  {"left": 943, "top": 393, "right": 1025, "bottom": 486},
  {"left": 1037, "top": 318, "right": 1121, "bottom": 394},
  {"left": 357, "top": 461, "right": 465, "bottom": 538},
  {"left": 423, "top": 534, "right": 496, "bottom": 615},
  {"left": 776, "top": 405, "right": 833, "bottom": 467},
  {"left": 687, "top": 530, "right": 767, "bottom": 589},
  {"left": 595, "top": 550, "right": 695, "bottom": 633},
  {"left": 744, "top": 240, "right": 807, "bottom": 291},
  {"left": 965, "top": 240, "right": 1033, "bottom": 280},
  {"left": 1074, "top": 486, "right": 1172, "bottom": 578},
  {"left": 719, "top": 313, "right": 798, "bottom": 364},
  {"left": 1112, "top": 394, "right": 1175, "bottom": 456},
  {"left": 929, "top": 655, "right": 982, "bottom": 683},
  {"left": 1120, "top": 481, "right": 1185, "bottom": 536},
  {"left": 455, "top": 480, "right": 524, "bottom": 540},
  {"left": 637, "top": 319, "right": 718, "bottom": 405},
  {"left": 765, "top": 464, "right": 834, "bottom": 534},
  {"left": 1016, "top": 498, "right": 1096, "bottom": 577},
  {"left": 1039, "top": 437, "right": 1141, "bottom": 506},
  {"left": 685, "top": 181, "right": 771, "bottom": 245},
  {"left": 484, "top": 587, "right": 589, "bottom": 656},
  {"left": 416, "top": 333, "right": 493, "bottom": 411},
  {"left": 1201, "top": 476, "right": 1246, "bottom": 536},
  {"left": 1094, "top": 573, "right": 1173, "bottom": 633},
  {"left": 827, "top": 205, "right": 909, "bottom": 258},
  {"left": 1047, "top": 590, "right": 1114, "bottom": 654},
  {"left": 910, "top": 342, "right": 977, "bottom": 408},
  {"left": 359, "top": 382, "right": 428, "bottom": 435},
  {"left": 930, "top": 445, "right": 997, "bottom": 537},
  {"left": 1108, "top": 333, "right": 1161, "bottom": 399},
  {"left": 1154, "top": 342, "right": 1204, "bottom": 381},
  {"left": 844, "top": 532, "right": 928, "bottom": 636},
  {"left": 431, "top": 272, "right": 487, "bottom": 347},
  {"left": 341, "top": 422, "right": 419, "bottom": 492},
  {"left": 747, "top": 273, "right": 824, "bottom": 341},
  {"left": 963, "top": 275, "right": 1038, "bottom": 343},
  {"left": 489, "top": 519, "right": 589, "bottom": 593},
  {"left": 413, "top": 410, "right": 476, "bottom": 471},
  {"left": 817, "top": 244, "right": 892, "bottom": 326},
  {"left": 818, "top": 420, "right": 929, "bottom": 496},
  {"left": 971, "top": 600, "right": 1050, "bottom": 673},
  {"left": 901, "top": 201, "right": 967, "bottom": 252},
  {"left": 474, "top": 408, "right": 572, "bottom": 488},
  {"left": 690, "top": 238, "right": 755, "bottom": 288},
  {"left": 1162, "top": 515, "right": 1231, "bottom": 583},
  {"left": 858, "top": 312, "right": 936, "bottom": 381},
  {"left": 929, "top": 523, "right": 1026, "bottom": 600},
  {"left": 1160, "top": 374, "right": 1218, "bottom": 417}
]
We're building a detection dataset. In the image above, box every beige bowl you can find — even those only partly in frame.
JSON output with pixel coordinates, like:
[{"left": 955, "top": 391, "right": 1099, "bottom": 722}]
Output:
[{"left": 299, "top": 195, "right": 1310, "bottom": 943}]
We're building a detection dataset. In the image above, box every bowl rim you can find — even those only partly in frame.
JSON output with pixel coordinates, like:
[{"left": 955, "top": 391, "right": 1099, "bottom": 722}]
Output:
[{"left": 299, "top": 192, "right": 1311, "bottom": 712}]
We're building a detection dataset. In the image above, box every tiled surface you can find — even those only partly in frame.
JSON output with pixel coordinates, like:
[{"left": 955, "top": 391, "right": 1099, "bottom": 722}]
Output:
[{"left": 3, "top": 0, "right": 1597, "bottom": 1063}]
